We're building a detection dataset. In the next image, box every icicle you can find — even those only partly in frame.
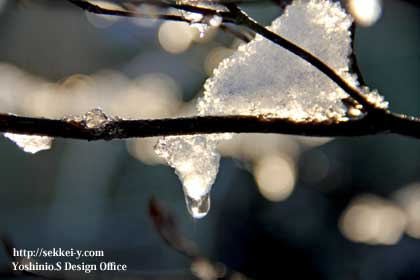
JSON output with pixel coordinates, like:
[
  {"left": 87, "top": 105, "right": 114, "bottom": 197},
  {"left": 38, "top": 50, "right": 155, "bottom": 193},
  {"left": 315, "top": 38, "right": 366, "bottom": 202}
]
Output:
[
  {"left": 4, "top": 133, "right": 53, "bottom": 154},
  {"left": 154, "top": 135, "right": 220, "bottom": 219}
]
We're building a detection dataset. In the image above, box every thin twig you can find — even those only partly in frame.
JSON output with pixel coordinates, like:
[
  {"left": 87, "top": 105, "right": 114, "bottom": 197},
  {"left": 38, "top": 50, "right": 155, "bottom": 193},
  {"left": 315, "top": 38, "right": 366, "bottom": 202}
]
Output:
[
  {"left": 68, "top": 1, "right": 385, "bottom": 112},
  {"left": 67, "top": 0, "right": 235, "bottom": 23},
  {"left": 67, "top": 0, "right": 253, "bottom": 42},
  {"left": 67, "top": 0, "right": 188, "bottom": 22},
  {"left": 226, "top": 4, "right": 379, "bottom": 111}
]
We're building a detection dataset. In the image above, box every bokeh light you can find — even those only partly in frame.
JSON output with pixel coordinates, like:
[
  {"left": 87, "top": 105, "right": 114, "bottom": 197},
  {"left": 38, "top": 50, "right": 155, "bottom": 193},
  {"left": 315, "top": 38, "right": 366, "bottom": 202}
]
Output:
[
  {"left": 158, "top": 21, "right": 193, "bottom": 54},
  {"left": 254, "top": 154, "right": 296, "bottom": 202},
  {"left": 394, "top": 183, "right": 420, "bottom": 239},
  {"left": 339, "top": 194, "right": 406, "bottom": 245},
  {"left": 348, "top": 0, "right": 382, "bottom": 27}
]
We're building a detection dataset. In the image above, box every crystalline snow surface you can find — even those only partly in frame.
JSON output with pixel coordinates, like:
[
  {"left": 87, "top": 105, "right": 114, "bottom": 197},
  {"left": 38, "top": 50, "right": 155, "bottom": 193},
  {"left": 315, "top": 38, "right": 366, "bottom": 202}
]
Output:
[
  {"left": 200, "top": 1, "right": 355, "bottom": 120},
  {"left": 155, "top": 0, "right": 379, "bottom": 217}
]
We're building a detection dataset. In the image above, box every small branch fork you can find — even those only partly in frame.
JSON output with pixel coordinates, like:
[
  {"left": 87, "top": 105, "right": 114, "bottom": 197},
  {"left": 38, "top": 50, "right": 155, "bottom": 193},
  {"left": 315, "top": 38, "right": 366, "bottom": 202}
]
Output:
[{"left": 1, "top": 0, "right": 420, "bottom": 141}]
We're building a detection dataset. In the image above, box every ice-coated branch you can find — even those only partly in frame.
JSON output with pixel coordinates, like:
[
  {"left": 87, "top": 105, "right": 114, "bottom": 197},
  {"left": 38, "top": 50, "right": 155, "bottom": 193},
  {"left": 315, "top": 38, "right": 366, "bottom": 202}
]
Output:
[
  {"left": 66, "top": 0, "right": 235, "bottom": 23},
  {"left": 3, "top": 1, "right": 418, "bottom": 142},
  {"left": 66, "top": 0, "right": 253, "bottom": 43},
  {"left": 67, "top": 0, "right": 188, "bottom": 22},
  {"left": 2, "top": 111, "right": 420, "bottom": 140}
]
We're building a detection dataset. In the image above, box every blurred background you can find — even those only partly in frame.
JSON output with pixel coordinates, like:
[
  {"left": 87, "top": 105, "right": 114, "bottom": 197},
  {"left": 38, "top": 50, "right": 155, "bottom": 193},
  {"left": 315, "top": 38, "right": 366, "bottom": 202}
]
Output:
[{"left": 0, "top": 0, "right": 419, "bottom": 279}]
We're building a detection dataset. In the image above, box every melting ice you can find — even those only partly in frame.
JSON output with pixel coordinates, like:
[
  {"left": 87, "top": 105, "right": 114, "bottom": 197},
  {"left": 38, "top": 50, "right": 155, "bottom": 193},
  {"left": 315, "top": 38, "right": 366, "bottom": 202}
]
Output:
[{"left": 155, "top": 135, "right": 220, "bottom": 218}]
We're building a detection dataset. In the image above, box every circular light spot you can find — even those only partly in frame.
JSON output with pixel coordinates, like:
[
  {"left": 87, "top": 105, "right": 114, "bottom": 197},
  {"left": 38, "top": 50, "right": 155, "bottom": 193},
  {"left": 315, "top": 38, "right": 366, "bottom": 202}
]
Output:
[
  {"left": 158, "top": 21, "right": 193, "bottom": 54},
  {"left": 339, "top": 195, "right": 406, "bottom": 245},
  {"left": 348, "top": 0, "right": 382, "bottom": 27},
  {"left": 254, "top": 155, "right": 296, "bottom": 202}
]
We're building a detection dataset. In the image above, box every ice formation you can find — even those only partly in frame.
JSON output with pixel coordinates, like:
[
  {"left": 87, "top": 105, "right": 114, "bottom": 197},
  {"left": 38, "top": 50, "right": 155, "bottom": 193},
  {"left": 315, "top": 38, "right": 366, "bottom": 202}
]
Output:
[
  {"left": 155, "top": 0, "right": 387, "bottom": 218},
  {"left": 155, "top": 135, "right": 220, "bottom": 218},
  {"left": 64, "top": 108, "right": 116, "bottom": 129},
  {"left": 4, "top": 108, "right": 115, "bottom": 154},
  {"left": 181, "top": 2, "right": 223, "bottom": 38},
  {"left": 4, "top": 133, "right": 53, "bottom": 154},
  {"left": 83, "top": 108, "right": 112, "bottom": 128}
]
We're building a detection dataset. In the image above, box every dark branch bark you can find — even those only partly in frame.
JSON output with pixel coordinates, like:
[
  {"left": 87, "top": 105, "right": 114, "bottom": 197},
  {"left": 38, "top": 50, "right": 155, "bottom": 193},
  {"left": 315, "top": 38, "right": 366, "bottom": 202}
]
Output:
[{"left": 1, "top": 111, "right": 420, "bottom": 141}]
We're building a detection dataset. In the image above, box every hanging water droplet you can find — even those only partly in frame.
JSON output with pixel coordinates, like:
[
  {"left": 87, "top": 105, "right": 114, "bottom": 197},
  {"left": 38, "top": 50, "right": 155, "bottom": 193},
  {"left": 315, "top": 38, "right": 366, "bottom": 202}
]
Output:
[
  {"left": 154, "top": 135, "right": 220, "bottom": 219},
  {"left": 4, "top": 133, "right": 53, "bottom": 154},
  {"left": 185, "top": 192, "right": 211, "bottom": 219}
]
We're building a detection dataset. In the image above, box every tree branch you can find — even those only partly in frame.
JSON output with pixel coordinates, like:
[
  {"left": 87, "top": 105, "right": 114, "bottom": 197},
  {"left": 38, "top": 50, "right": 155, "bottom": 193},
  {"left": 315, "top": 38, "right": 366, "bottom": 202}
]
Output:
[
  {"left": 1, "top": 111, "right": 420, "bottom": 140},
  {"left": 2, "top": 1, "right": 418, "bottom": 143}
]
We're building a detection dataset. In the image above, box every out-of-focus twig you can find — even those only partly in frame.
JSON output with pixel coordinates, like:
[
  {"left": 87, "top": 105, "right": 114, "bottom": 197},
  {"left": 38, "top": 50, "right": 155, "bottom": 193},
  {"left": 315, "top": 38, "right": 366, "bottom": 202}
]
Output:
[{"left": 149, "top": 198, "right": 250, "bottom": 280}]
